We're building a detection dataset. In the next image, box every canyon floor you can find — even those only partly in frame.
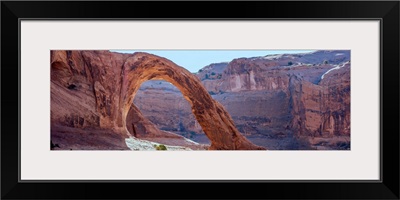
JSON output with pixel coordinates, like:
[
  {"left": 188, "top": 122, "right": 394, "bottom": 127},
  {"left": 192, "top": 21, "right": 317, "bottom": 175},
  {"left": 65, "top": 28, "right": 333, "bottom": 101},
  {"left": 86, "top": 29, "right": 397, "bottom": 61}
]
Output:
[{"left": 139, "top": 130, "right": 350, "bottom": 150}]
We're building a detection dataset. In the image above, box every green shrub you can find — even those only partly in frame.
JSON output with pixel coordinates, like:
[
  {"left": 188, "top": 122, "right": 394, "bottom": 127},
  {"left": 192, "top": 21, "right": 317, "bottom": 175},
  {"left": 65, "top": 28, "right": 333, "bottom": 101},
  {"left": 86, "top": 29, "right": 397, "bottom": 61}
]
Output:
[
  {"left": 288, "top": 61, "right": 293, "bottom": 66},
  {"left": 323, "top": 60, "right": 329, "bottom": 64},
  {"left": 211, "top": 72, "right": 216, "bottom": 76},
  {"left": 154, "top": 144, "right": 167, "bottom": 150}
]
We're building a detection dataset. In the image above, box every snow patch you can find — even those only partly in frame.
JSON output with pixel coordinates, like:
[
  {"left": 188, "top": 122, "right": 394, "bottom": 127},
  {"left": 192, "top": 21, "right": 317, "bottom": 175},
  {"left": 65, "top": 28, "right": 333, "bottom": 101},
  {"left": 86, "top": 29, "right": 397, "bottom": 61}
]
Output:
[
  {"left": 263, "top": 54, "right": 296, "bottom": 60},
  {"left": 184, "top": 137, "right": 199, "bottom": 145},
  {"left": 125, "top": 137, "right": 192, "bottom": 151},
  {"left": 285, "top": 55, "right": 295, "bottom": 59},
  {"left": 320, "top": 61, "right": 349, "bottom": 80},
  {"left": 263, "top": 54, "right": 283, "bottom": 60}
]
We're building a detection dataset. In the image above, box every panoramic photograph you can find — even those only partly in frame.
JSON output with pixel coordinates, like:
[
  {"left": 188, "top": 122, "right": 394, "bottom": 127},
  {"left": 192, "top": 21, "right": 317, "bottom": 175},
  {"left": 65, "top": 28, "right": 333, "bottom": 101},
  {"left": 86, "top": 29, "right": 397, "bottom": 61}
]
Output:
[{"left": 50, "top": 50, "right": 350, "bottom": 151}]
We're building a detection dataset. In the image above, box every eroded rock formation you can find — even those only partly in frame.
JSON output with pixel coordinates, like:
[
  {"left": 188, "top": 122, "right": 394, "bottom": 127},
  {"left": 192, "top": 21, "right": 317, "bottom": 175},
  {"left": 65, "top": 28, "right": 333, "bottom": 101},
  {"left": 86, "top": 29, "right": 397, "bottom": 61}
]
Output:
[
  {"left": 51, "top": 50, "right": 264, "bottom": 150},
  {"left": 134, "top": 51, "right": 350, "bottom": 150},
  {"left": 198, "top": 51, "right": 350, "bottom": 140}
]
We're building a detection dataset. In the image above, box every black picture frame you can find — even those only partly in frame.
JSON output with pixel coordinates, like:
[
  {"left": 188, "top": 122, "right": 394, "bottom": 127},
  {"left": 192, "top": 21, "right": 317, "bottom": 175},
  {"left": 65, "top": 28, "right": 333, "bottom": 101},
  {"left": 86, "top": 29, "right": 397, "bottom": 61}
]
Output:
[{"left": 1, "top": 1, "right": 399, "bottom": 199}]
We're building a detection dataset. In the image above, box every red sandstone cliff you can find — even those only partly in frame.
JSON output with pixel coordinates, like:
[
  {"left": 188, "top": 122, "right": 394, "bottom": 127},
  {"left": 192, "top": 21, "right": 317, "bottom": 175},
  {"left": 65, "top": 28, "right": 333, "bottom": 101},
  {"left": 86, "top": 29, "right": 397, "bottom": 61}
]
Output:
[{"left": 133, "top": 50, "right": 350, "bottom": 150}]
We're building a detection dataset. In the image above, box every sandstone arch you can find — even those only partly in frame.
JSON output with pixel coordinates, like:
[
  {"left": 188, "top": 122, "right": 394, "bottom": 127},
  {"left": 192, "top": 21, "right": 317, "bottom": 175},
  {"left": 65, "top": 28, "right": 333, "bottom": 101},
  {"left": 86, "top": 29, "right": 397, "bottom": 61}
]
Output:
[
  {"left": 119, "top": 53, "right": 264, "bottom": 150},
  {"left": 50, "top": 50, "right": 264, "bottom": 150}
]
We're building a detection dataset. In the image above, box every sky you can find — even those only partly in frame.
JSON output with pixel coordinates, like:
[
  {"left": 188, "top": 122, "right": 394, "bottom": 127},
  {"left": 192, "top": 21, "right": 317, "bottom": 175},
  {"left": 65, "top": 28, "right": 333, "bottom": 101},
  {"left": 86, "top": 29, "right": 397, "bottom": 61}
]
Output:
[{"left": 111, "top": 50, "right": 314, "bottom": 73}]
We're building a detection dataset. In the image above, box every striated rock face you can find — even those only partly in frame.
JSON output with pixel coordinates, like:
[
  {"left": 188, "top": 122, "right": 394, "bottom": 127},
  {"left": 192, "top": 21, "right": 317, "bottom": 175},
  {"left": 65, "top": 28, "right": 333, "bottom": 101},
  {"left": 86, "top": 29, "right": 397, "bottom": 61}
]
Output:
[
  {"left": 201, "top": 51, "right": 351, "bottom": 140},
  {"left": 288, "top": 62, "right": 351, "bottom": 137},
  {"left": 51, "top": 50, "right": 264, "bottom": 150},
  {"left": 201, "top": 51, "right": 350, "bottom": 93},
  {"left": 133, "top": 50, "right": 350, "bottom": 149},
  {"left": 51, "top": 50, "right": 129, "bottom": 150}
]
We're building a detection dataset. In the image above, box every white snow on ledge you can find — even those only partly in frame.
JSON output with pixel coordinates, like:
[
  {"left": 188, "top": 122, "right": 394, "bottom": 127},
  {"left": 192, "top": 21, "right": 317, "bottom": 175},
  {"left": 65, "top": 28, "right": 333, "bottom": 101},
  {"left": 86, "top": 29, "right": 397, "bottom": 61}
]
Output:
[
  {"left": 320, "top": 61, "right": 350, "bottom": 80},
  {"left": 263, "top": 54, "right": 283, "bottom": 60},
  {"left": 184, "top": 137, "right": 199, "bottom": 145},
  {"left": 125, "top": 137, "right": 192, "bottom": 151}
]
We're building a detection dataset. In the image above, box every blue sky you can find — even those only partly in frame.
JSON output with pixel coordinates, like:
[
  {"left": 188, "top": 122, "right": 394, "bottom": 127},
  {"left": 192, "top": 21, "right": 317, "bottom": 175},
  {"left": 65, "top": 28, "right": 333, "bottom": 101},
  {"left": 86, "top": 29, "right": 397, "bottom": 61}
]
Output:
[{"left": 111, "top": 50, "right": 314, "bottom": 73}]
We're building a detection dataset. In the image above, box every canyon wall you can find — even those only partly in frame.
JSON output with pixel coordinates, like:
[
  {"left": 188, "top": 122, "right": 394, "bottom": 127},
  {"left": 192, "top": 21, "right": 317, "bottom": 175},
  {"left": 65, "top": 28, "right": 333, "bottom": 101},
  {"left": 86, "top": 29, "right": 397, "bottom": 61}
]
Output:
[{"left": 134, "top": 50, "right": 350, "bottom": 149}]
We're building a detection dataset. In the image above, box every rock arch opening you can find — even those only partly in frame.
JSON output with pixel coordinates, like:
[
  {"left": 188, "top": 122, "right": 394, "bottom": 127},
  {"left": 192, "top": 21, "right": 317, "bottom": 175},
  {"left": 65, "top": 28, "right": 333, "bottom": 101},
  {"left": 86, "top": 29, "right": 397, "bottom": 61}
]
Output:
[
  {"left": 132, "top": 80, "right": 211, "bottom": 146},
  {"left": 120, "top": 53, "right": 264, "bottom": 150}
]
